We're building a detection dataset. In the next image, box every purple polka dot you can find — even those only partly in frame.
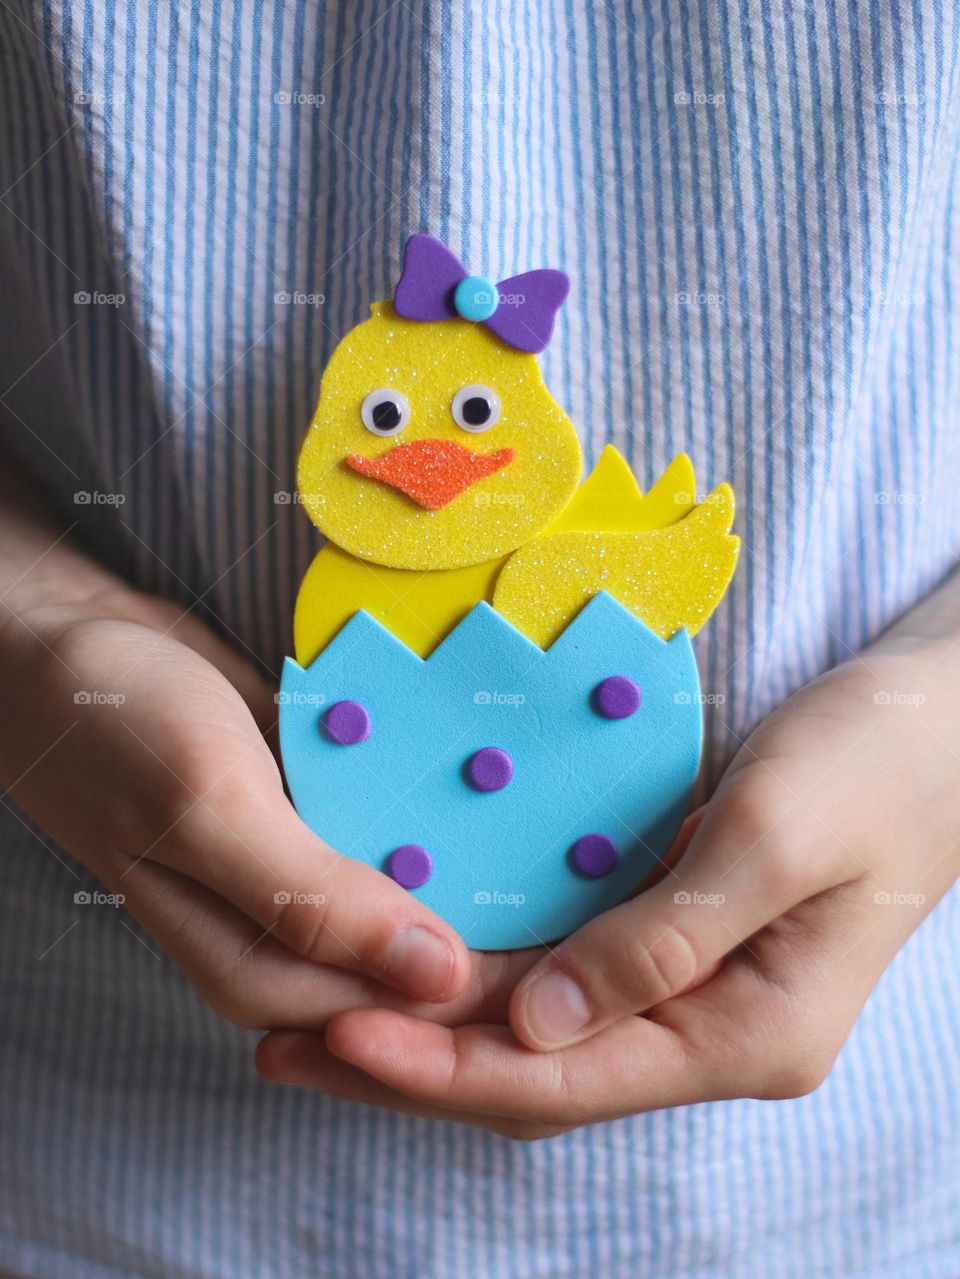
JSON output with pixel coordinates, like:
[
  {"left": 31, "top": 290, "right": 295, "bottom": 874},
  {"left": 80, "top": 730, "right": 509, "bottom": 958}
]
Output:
[
  {"left": 593, "top": 675, "right": 641, "bottom": 720},
  {"left": 467, "top": 747, "right": 514, "bottom": 792},
  {"left": 324, "top": 699, "right": 370, "bottom": 745},
  {"left": 571, "top": 833, "right": 619, "bottom": 878},
  {"left": 388, "top": 844, "right": 433, "bottom": 890}
]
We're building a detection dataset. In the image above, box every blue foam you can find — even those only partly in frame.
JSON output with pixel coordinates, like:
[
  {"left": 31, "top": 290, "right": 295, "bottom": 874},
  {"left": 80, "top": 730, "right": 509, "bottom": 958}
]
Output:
[{"left": 279, "top": 592, "right": 702, "bottom": 950}]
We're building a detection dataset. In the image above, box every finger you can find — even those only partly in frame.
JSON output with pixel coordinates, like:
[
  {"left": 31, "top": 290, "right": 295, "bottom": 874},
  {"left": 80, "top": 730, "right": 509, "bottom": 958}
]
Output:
[
  {"left": 321, "top": 885, "right": 880, "bottom": 1125},
  {"left": 322, "top": 1008, "right": 718, "bottom": 1125},
  {"left": 508, "top": 784, "right": 858, "bottom": 1048},
  {"left": 118, "top": 856, "right": 375, "bottom": 1029},
  {"left": 119, "top": 854, "right": 538, "bottom": 1027},
  {"left": 431, "top": 944, "right": 544, "bottom": 1024},
  {"left": 255, "top": 1033, "right": 570, "bottom": 1139},
  {"left": 101, "top": 629, "right": 483, "bottom": 1004},
  {"left": 650, "top": 882, "right": 897, "bottom": 1097},
  {"left": 133, "top": 786, "right": 472, "bottom": 1003}
]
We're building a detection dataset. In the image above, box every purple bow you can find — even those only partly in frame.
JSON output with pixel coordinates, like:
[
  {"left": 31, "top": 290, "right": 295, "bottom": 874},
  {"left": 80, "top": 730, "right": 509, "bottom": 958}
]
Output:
[{"left": 393, "top": 234, "right": 569, "bottom": 354}]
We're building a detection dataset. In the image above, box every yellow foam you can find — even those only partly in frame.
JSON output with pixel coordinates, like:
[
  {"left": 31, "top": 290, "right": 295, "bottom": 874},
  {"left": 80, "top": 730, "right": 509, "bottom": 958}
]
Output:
[
  {"left": 296, "top": 301, "right": 583, "bottom": 571},
  {"left": 544, "top": 445, "right": 695, "bottom": 535},
  {"left": 492, "top": 483, "right": 739, "bottom": 647},
  {"left": 294, "top": 540, "right": 506, "bottom": 664},
  {"left": 294, "top": 446, "right": 738, "bottom": 659}
]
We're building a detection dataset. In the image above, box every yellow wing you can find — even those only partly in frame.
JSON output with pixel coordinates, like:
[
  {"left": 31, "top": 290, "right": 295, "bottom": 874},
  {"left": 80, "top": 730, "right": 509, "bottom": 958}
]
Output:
[
  {"left": 493, "top": 476, "right": 738, "bottom": 648},
  {"left": 542, "top": 444, "right": 696, "bottom": 534}
]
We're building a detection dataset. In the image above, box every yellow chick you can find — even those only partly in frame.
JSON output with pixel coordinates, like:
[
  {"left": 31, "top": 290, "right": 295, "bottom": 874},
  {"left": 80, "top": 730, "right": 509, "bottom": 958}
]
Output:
[
  {"left": 295, "top": 299, "right": 584, "bottom": 661},
  {"left": 294, "top": 243, "right": 738, "bottom": 664}
]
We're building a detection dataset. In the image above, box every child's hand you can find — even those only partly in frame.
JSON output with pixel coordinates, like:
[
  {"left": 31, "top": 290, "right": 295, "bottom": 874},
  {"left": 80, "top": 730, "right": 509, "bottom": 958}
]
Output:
[
  {"left": 0, "top": 479, "right": 476, "bottom": 1023},
  {"left": 258, "top": 617, "right": 960, "bottom": 1136}
]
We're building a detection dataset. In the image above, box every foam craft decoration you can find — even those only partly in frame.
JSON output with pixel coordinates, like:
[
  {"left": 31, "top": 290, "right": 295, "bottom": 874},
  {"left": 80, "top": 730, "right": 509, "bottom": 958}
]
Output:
[
  {"left": 293, "top": 446, "right": 723, "bottom": 664},
  {"left": 493, "top": 484, "right": 739, "bottom": 649},
  {"left": 543, "top": 444, "right": 697, "bottom": 536},
  {"left": 345, "top": 438, "right": 517, "bottom": 511},
  {"left": 280, "top": 593, "right": 702, "bottom": 950},
  {"left": 393, "top": 232, "right": 570, "bottom": 354},
  {"left": 281, "top": 233, "right": 740, "bottom": 948},
  {"left": 294, "top": 540, "right": 506, "bottom": 665},
  {"left": 295, "top": 300, "right": 583, "bottom": 571}
]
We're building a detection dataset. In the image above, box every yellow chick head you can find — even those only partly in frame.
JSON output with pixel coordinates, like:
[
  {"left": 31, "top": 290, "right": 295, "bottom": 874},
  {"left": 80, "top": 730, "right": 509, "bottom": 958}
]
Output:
[{"left": 296, "top": 300, "right": 583, "bottom": 570}]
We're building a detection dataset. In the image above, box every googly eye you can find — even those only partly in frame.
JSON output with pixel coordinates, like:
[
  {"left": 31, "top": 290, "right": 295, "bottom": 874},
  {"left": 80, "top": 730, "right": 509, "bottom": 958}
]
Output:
[
  {"left": 361, "top": 389, "right": 410, "bottom": 436},
  {"left": 452, "top": 384, "right": 501, "bottom": 433}
]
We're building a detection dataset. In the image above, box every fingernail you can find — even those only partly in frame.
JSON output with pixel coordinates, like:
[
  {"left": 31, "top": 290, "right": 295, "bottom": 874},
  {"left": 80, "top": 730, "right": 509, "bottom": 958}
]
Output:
[
  {"left": 522, "top": 970, "right": 591, "bottom": 1046},
  {"left": 385, "top": 926, "right": 454, "bottom": 1000}
]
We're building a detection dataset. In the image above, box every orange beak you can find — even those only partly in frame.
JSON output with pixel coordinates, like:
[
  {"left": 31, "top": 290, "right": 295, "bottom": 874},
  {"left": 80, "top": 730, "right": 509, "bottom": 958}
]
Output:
[{"left": 345, "top": 438, "right": 516, "bottom": 510}]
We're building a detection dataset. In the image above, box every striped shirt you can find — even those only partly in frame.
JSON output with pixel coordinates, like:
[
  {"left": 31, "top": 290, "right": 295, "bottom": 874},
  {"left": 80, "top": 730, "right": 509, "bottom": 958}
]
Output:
[{"left": 1, "top": 1, "right": 959, "bottom": 1276}]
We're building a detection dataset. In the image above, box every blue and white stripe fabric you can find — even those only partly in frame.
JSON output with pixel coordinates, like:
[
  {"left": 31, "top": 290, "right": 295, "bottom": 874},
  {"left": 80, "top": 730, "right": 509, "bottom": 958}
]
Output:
[{"left": 2, "top": 2, "right": 960, "bottom": 1276}]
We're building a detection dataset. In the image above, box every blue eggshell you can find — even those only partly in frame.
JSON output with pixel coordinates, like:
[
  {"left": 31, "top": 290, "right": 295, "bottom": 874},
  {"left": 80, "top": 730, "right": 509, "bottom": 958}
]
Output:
[{"left": 279, "top": 592, "right": 702, "bottom": 950}]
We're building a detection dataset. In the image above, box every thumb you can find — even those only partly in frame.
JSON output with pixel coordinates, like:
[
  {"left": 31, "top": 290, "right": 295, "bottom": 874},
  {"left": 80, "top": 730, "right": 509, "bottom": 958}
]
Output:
[{"left": 508, "top": 790, "right": 849, "bottom": 1050}]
